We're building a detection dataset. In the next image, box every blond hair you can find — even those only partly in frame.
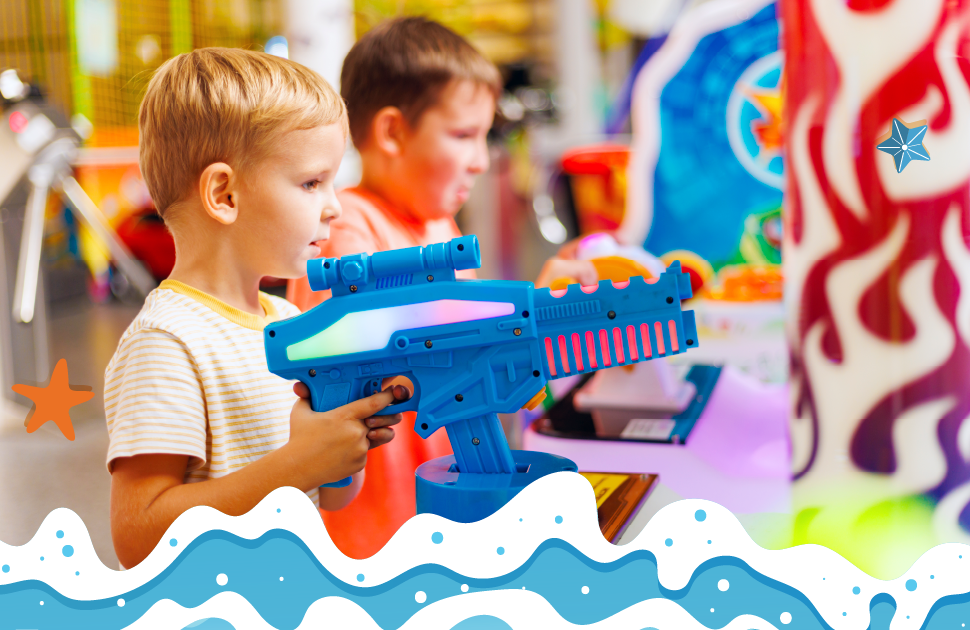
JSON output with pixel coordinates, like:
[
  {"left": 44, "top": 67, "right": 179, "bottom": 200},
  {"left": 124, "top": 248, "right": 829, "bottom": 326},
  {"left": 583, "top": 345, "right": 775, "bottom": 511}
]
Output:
[
  {"left": 341, "top": 17, "right": 502, "bottom": 147},
  {"left": 139, "top": 47, "right": 347, "bottom": 220}
]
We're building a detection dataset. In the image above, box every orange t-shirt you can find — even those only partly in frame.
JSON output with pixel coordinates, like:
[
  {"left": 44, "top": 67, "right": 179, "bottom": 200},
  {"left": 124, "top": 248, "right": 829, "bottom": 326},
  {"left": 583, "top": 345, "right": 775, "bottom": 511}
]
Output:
[
  {"left": 286, "top": 186, "right": 475, "bottom": 311},
  {"left": 286, "top": 186, "right": 474, "bottom": 559}
]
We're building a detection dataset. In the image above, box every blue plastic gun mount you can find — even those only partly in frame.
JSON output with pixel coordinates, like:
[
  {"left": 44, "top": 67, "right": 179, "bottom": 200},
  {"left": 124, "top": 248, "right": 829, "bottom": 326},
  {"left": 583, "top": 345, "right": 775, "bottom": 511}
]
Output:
[{"left": 264, "top": 235, "right": 698, "bottom": 522}]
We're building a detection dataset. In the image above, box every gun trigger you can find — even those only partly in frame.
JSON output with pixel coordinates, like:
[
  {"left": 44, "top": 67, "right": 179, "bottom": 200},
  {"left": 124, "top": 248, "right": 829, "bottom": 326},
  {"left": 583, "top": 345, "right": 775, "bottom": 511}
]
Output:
[
  {"left": 498, "top": 319, "right": 528, "bottom": 331},
  {"left": 522, "top": 388, "right": 547, "bottom": 411}
]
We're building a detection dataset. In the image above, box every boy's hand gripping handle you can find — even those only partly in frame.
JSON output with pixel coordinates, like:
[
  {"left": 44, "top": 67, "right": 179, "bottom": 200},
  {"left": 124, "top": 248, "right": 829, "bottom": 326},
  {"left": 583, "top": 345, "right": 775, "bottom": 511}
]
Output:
[
  {"left": 312, "top": 378, "right": 414, "bottom": 489},
  {"left": 310, "top": 397, "right": 354, "bottom": 489}
]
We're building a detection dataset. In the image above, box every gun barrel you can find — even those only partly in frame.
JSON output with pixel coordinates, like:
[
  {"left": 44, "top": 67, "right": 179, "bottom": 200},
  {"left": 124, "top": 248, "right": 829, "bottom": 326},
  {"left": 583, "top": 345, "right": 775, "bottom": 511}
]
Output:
[{"left": 307, "top": 235, "right": 481, "bottom": 292}]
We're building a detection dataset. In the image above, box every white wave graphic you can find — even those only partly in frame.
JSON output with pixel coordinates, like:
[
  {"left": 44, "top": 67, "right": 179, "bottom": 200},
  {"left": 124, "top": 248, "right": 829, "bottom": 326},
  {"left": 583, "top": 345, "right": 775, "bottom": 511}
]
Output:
[{"left": 2, "top": 473, "right": 969, "bottom": 629}]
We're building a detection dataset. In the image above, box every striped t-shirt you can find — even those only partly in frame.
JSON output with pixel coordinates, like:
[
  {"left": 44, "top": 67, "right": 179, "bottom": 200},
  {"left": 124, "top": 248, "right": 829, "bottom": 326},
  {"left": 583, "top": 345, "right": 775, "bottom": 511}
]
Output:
[{"left": 104, "top": 279, "right": 318, "bottom": 505}]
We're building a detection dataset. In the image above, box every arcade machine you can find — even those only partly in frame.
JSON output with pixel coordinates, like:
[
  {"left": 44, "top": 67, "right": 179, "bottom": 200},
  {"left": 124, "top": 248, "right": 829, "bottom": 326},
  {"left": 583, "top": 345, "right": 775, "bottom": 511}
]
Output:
[{"left": 521, "top": 0, "right": 792, "bottom": 547}]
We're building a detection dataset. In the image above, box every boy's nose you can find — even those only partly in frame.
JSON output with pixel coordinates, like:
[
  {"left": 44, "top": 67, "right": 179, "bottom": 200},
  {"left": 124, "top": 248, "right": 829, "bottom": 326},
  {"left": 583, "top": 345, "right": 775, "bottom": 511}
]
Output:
[
  {"left": 320, "top": 189, "right": 344, "bottom": 219},
  {"left": 469, "top": 140, "right": 490, "bottom": 174},
  {"left": 324, "top": 196, "right": 343, "bottom": 221}
]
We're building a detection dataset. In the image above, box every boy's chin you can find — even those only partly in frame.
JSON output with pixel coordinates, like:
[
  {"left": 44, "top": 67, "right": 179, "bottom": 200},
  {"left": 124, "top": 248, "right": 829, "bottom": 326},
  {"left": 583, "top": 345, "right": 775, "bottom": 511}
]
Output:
[
  {"left": 423, "top": 202, "right": 462, "bottom": 221},
  {"left": 272, "top": 263, "right": 311, "bottom": 280}
]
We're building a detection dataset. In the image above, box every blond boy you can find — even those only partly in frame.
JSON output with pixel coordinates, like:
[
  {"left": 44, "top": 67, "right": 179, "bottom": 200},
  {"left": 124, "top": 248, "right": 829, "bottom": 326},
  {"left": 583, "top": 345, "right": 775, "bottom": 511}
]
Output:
[{"left": 105, "top": 48, "right": 406, "bottom": 569}]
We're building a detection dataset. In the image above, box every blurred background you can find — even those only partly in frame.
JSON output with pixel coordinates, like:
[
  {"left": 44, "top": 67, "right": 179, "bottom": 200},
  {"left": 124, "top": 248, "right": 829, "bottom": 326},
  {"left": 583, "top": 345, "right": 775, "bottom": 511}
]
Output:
[{"left": 3, "top": 0, "right": 962, "bottom": 582}]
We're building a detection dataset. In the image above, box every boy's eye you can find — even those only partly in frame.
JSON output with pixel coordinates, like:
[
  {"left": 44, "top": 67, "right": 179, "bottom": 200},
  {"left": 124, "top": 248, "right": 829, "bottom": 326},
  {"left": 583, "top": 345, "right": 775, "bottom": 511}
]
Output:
[{"left": 303, "top": 180, "right": 320, "bottom": 191}]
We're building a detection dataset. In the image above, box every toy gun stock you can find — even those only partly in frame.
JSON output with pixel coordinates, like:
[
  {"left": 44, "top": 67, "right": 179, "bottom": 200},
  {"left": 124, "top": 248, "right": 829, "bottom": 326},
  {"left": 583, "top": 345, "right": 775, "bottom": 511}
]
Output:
[{"left": 264, "top": 235, "right": 698, "bottom": 494}]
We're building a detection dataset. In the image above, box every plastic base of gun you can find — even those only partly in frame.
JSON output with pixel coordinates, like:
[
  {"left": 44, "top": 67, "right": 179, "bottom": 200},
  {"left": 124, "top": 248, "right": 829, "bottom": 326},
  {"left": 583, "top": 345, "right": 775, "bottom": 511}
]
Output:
[
  {"left": 445, "top": 413, "right": 516, "bottom": 474},
  {"left": 415, "top": 450, "right": 578, "bottom": 523},
  {"left": 320, "top": 476, "right": 353, "bottom": 489}
]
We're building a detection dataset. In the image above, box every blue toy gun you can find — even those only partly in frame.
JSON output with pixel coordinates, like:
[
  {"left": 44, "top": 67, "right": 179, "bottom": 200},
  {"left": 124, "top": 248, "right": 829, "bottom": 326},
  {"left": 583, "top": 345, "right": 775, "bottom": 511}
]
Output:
[{"left": 264, "top": 235, "right": 697, "bottom": 522}]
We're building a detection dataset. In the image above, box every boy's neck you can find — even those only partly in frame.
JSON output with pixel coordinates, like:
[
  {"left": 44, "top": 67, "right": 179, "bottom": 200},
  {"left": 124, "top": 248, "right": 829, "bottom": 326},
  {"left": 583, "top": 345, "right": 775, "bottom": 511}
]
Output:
[
  {"left": 166, "top": 224, "right": 266, "bottom": 318},
  {"left": 356, "top": 154, "right": 421, "bottom": 224}
]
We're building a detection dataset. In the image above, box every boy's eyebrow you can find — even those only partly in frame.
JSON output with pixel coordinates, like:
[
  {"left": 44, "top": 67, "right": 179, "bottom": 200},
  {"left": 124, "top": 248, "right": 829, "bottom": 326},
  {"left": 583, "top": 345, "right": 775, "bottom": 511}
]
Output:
[
  {"left": 276, "top": 149, "right": 334, "bottom": 176},
  {"left": 295, "top": 163, "right": 334, "bottom": 178}
]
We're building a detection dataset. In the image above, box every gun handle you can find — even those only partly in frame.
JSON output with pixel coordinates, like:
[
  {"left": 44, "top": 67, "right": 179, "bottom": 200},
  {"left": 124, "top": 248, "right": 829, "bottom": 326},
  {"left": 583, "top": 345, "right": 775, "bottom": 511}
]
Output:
[{"left": 320, "top": 476, "right": 353, "bottom": 489}]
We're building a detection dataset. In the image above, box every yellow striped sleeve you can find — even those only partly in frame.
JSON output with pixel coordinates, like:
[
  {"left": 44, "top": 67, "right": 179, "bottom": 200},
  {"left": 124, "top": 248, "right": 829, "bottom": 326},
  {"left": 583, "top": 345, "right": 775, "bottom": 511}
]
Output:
[
  {"left": 104, "top": 288, "right": 320, "bottom": 507},
  {"left": 105, "top": 328, "right": 207, "bottom": 473}
]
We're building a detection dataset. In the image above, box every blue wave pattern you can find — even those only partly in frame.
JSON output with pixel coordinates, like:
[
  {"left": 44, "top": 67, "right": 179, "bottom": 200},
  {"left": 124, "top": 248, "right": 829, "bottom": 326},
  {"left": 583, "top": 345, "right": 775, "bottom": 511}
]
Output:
[
  {"left": 0, "top": 479, "right": 968, "bottom": 629},
  {"left": 0, "top": 534, "right": 811, "bottom": 629}
]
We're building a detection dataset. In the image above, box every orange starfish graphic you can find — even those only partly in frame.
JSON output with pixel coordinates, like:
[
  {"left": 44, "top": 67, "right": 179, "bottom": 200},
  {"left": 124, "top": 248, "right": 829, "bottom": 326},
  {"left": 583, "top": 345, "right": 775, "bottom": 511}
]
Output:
[{"left": 12, "top": 359, "right": 93, "bottom": 441}]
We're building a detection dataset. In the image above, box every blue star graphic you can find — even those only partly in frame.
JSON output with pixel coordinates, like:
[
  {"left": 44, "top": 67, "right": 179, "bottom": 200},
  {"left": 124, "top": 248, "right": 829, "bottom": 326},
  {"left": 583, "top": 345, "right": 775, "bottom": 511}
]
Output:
[{"left": 877, "top": 118, "right": 930, "bottom": 173}]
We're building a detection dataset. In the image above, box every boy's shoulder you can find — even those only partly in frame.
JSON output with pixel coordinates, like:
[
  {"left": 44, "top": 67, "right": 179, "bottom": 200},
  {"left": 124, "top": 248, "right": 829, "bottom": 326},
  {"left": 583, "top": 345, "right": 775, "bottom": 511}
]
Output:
[
  {"left": 120, "top": 285, "right": 207, "bottom": 341},
  {"left": 106, "top": 284, "right": 300, "bottom": 382},
  {"left": 326, "top": 186, "right": 462, "bottom": 254},
  {"left": 114, "top": 284, "right": 293, "bottom": 350},
  {"left": 318, "top": 187, "right": 395, "bottom": 258},
  {"left": 336, "top": 187, "right": 392, "bottom": 226},
  {"left": 105, "top": 286, "right": 214, "bottom": 378}
]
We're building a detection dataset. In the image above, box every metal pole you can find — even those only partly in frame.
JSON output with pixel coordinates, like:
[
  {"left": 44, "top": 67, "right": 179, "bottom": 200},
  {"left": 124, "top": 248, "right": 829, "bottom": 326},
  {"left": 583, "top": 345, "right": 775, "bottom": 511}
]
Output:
[
  {"left": 57, "top": 175, "right": 156, "bottom": 298},
  {"left": 12, "top": 165, "right": 54, "bottom": 324}
]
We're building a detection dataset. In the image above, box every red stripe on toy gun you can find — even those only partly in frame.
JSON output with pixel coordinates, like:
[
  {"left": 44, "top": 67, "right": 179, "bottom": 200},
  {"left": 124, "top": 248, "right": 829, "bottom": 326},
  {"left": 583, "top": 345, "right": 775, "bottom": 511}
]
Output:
[{"left": 542, "top": 318, "right": 682, "bottom": 377}]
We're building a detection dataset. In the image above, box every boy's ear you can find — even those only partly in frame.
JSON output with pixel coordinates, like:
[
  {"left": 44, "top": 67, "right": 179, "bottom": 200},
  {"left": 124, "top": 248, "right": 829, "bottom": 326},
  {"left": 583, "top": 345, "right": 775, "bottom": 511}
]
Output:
[
  {"left": 199, "top": 162, "right": 238, "bottom": 225},
  {"left": 370, "top": 106, "right": 407, "bottom": 156}
]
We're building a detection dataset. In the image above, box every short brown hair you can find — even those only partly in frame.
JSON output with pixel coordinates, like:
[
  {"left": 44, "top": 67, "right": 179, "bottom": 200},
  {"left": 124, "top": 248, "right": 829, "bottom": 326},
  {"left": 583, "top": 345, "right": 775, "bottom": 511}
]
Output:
[
  {"left": 139, "top": 48, "right": 347, "bottom": 220},
  {"left": 341, "top": 17, "right": 502, "bottom": 147}
]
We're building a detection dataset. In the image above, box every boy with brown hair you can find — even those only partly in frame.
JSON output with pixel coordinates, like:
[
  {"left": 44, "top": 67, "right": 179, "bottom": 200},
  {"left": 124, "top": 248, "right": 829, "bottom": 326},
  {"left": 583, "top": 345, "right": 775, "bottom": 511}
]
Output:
[
  {"left": 286, "top": 17, "right": 595, "bottom": 558},
  {"left": 105, "top": 48, "right": 407, "bottom": 569}
]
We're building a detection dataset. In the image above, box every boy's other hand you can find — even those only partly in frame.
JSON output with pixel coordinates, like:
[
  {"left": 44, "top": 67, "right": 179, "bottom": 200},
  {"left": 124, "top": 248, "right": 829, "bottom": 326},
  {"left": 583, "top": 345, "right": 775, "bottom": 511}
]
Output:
[
  {"left": 553, "top": 232, "right": 616, "bottom": 260},
  {"left": 553, "top": 235, "right": 585, "bottom": 260},
  {"left": 535, "top": 258, "right": 598, "bottom": 289},
  {"left": 288, "top": 382, "right": 406, "bottom": 488}
]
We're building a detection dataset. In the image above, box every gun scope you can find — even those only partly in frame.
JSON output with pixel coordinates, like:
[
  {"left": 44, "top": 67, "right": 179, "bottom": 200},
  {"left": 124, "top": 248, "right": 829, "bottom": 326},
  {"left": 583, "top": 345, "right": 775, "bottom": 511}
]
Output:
[{"left": 307, "top": 235, "right": 481, "bottom": 292}]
